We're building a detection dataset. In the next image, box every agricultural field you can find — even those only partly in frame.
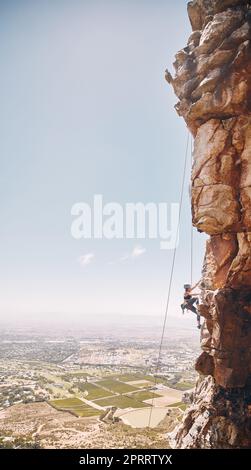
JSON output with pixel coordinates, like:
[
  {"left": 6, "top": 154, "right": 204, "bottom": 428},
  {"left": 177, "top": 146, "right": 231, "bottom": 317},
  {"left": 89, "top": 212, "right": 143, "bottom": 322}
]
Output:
[
  {"left": 49, "top": 398, "right": 101, "bottom": 417},
  {"left": 78, "top": 383, "right": 115, "bottom": 400},
  {"left": 172, "top": 381, "right": 195, "bottom": 391},
  {"left": 0, "top": 401, "right": 182, "bottom": 449},
  {"left": 129, "top": 390, "right": 162, "bottom": 402},
  {"left": 50, "top": 398, "right": 83, "bottom": 407},
  {"left": 128, "top": 381, "right": 154, "bottom": 389},
  {"left": 96, "top": 395, "right": 149, "bottom": 409},
  {"left": 169, "top": 402, "right": 188, "bottom": 411},
  {"left": 111, "top": 374, "right": 155, "bottom": 383},
  {"left": 96, "top": 379, "right": 139, "bottom": 394},
  {"left": 110, "top": 374, "right": 165, "bottom": 386}
]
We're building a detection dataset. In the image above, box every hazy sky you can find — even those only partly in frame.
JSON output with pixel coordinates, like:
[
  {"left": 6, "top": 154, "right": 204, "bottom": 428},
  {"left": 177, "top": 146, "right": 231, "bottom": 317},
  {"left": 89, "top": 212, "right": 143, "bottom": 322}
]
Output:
[{"left": 0, "top": 0, "right": 207, "bottom": 325}]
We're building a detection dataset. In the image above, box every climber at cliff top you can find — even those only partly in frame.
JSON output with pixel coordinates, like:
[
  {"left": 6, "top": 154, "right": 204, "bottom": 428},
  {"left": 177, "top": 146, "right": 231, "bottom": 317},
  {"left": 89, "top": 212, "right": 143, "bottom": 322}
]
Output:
[{"left": 181, "top": 282, "right": 201, "bottom": 330}]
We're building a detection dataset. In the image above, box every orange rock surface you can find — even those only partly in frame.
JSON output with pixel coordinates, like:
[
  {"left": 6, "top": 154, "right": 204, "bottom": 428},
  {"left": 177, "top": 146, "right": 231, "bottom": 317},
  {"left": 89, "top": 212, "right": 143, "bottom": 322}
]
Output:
[{"left": 167, "top": 0, "right": 251, "bottom": 448}]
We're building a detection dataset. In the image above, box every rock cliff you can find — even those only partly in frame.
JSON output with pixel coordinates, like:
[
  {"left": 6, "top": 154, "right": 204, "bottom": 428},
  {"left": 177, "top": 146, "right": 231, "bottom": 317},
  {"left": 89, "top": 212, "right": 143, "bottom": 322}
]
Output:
[{"left": 166, "top": 0, "right": 251, "bottom": 448}]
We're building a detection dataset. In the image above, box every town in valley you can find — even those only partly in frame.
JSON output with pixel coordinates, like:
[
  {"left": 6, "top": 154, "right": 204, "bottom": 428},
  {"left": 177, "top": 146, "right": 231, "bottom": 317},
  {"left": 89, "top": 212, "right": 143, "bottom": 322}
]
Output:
[{"left": 0, "top": 319, "right": 200, "bottom": 448}]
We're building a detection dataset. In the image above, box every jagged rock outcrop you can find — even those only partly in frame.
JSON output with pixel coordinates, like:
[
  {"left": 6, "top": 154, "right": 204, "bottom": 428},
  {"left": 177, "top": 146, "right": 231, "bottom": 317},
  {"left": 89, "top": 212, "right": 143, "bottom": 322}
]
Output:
[
  {"left": 169, "top": 375, "right": 251, "bottom": 448},
  {"left": 166, "top": 0, "right": 251, "bottom": 448}
]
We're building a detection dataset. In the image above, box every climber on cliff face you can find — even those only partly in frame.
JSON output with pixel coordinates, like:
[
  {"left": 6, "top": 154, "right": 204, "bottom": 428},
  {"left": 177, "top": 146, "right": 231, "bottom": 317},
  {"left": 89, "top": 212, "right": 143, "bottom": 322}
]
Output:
[{"left": 181, "top": 282, "right": 201, "bottom": 329}]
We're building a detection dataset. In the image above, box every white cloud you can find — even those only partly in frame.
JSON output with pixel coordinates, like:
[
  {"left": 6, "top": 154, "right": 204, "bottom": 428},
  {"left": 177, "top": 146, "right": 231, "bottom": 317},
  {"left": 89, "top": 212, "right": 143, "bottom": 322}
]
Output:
[
  {"left": 79, "top": 253, "right": 95, "bottom": 266},
  {"left": 118, "top": 245, "right": 146, "bottom": 263},
  {"left": 131, "top": 245, "right": 146, "bottom": 258},
  {"left": 108, "top": 246, "right": 146, "bottom": 266}
]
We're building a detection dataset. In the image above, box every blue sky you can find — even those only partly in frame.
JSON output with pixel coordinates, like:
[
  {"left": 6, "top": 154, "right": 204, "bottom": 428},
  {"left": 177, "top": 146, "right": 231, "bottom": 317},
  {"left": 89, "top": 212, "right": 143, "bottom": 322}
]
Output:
[{"left": 0, "top": 0, "right": 206, "bottom": 325}]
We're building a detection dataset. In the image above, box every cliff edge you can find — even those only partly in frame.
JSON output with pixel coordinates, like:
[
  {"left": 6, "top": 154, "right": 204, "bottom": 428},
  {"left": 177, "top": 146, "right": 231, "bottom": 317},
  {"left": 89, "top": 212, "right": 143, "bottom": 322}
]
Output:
[{"left": 166, "top": 0, "right": 251, "bottom": 448}]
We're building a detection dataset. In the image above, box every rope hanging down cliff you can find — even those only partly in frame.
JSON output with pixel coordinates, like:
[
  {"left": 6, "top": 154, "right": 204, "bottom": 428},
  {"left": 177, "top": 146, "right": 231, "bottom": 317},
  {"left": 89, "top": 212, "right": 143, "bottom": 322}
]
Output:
[{"left": 148, "top": 131, "right": 192, "bottom": 427}]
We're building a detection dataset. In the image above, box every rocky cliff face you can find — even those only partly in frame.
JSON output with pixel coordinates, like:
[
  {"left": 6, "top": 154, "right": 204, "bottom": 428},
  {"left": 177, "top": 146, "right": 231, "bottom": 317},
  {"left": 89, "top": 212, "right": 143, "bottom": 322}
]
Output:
[{"left": 166, "top": 0, "right": 251, "bottom": 448}]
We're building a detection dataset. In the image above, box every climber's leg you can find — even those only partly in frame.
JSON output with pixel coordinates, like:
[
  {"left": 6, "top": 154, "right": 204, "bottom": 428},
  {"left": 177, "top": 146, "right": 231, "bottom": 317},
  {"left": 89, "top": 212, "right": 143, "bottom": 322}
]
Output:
[
  {"left": 181, "top": 303, "right": 186, "bottom": 314},
  {"left": 186, "top": 298, "right": 201, "bottom": 329},
  {"left": 187, "top": 304, "right": 197, "bottom": 314}
]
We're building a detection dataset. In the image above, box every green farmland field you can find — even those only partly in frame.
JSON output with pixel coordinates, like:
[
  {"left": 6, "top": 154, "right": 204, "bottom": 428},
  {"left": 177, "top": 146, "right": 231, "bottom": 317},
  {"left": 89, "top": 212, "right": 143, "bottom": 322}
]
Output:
[
  {"left": 49, "top": 398, "right": 101, "bottom": 417},
  {"left": 110, "top": 374, "right": 155, "bottom": 383},
  {"left": 172, "top": 382, "right": 195, "bottom": 391},
  {"left": 169, "top": 402, "right": 188, "bottom": 411},
  {"left": 96, "top": 379, "right": 139, "bottom": 394},
  {"left": 78, "top": 383, "right": 115, "bottom": 400},
  {"left": 50, "top": 398, "right": 83, "bottom": 407},
  {"left": 128, "top": 390, "right": 161, "bottom": 402},
  {"left": 96, "top": 395, "right": 149, "bottom": 409}
]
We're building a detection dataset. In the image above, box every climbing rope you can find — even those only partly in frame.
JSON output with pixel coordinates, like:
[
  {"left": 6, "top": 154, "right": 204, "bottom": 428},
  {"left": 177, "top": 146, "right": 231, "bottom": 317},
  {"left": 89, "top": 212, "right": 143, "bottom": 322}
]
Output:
[
  {"left": 190, "top": 136, "right": 193, "bottom": 287},
  {"left": 148, "top": 130, "right": 192, "bottom": 427}
]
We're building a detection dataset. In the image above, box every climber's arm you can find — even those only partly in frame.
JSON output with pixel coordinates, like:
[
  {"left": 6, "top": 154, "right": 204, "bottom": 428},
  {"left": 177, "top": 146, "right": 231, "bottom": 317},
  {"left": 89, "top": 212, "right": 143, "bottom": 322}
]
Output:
[
  {"left": 191, "top": 281, "right": 201, "bottom": 292},
  {"left": 191, "top": 281, "right": 200, "bottom": 297}
]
